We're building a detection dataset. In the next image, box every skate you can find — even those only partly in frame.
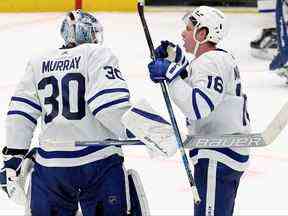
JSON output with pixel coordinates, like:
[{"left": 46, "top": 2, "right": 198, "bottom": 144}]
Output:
[{"left": 250, "top": 28, "right": 278, "bottom": 60}]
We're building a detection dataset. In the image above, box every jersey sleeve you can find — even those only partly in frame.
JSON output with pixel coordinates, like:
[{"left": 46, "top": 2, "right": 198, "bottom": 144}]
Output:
[
  {"left": 6, "top": 61, "right": 42, "bottom": 150},
  {"left": 86, "top": 47, "right": 131, "bottom": 139},
  {"left": 168, "top": 56, "right": 225, "bottom": 121}
]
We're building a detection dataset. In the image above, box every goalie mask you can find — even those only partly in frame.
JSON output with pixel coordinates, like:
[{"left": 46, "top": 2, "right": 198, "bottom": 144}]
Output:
[{"left": 60, "top": 10, "right": 103, "bottom": 46}]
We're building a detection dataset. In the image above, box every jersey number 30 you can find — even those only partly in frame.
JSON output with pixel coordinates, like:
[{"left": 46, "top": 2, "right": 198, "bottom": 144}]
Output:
[{"left": 38, "top": 73, "right": 85, "bottom": 123}]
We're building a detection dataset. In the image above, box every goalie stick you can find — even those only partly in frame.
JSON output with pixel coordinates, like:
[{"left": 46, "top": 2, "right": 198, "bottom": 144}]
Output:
[
  {"left": 75, "top": 134, "right": 265, "bottom": 148},
  {"left": 75, "top": 100, "right": 288, "bottom": 148},
  {"left": 137, "top": 0, "right": 200, "bottom": 204}
]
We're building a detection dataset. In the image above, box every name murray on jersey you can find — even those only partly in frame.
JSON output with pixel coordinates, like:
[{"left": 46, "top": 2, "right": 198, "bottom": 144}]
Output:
[{"left": 42, "top": 56, "right": 81, "bottom": 73}]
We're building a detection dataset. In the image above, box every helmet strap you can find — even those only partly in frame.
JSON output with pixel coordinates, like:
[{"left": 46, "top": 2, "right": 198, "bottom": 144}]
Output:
[
  {"left": 192, "top": 27, "right": 209, "bottom": 56},
  {"left": 192, "top": 27, "right": 200, "bottom": 56}
]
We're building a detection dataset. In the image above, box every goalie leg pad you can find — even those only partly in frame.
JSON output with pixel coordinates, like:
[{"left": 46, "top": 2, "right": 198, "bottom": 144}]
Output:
[{"left": 127, "top": 169, "right": 150, "bottom": 216}]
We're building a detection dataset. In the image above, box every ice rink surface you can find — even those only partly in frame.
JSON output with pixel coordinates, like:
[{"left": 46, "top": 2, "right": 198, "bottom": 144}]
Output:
[{"left": 0, "top": 9, "right": 288, "bottom": 215}]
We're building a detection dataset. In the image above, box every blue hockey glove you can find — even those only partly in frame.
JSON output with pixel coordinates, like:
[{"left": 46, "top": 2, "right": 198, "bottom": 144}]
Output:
[
  {"left": 0, "top": 147, "right": 29, "bottom": 205},
  {"left": 155, "top": 40, "right": 188, "bottom": 65},
  {"left": 154, "top": 40, "right": 174, "bottom": 58},
  {"left": 148, "top": 58, "right": 188, "bottom": 83}
]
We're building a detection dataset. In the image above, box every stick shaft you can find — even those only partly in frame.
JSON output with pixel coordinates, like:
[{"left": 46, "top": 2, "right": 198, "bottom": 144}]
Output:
[
  {"left": 137, "top": 1, "right": 200, "bottom": 204},
  {"left": 75, "top": 133, "right": 266, "bottom": 148}
]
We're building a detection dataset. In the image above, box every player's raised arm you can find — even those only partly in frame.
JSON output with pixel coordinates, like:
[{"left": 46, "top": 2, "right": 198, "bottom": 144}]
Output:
[{"left": 167, "top": 56, "right": 225, "bottom": 121}]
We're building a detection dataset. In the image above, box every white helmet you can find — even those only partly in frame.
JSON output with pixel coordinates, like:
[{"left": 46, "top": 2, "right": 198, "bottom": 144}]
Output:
[{"left": 183, "top": 6, "right": 227, "bottom": 44}]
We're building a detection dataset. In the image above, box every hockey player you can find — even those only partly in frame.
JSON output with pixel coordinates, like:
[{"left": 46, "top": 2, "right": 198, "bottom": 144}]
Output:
[
  {"left": 0, "top": 10, "right": 149, "bottom": 216},
  {"left": 147, "top": 6, "right": 250, "bottom": 216},
  {"left": 268, "top": 0, "right": 288, "bottom": 81},
  {"left": 250, "top": 0, "right": 278, "bottom": 60}
]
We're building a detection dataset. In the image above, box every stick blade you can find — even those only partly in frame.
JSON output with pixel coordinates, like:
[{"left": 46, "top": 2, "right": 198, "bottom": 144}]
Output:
[{"left": 262, "top": 101, "right": 288, "bottom": 145}]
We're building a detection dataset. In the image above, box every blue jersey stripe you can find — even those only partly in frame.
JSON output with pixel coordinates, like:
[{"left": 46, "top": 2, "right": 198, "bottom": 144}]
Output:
[
  {"left": 242, "top": 94, "right": 250, "bottom": 126},
  {"left": 236, "top": 83, "right": 241, "bottom": 96},
  {"left": 8, "top": 110, "right": 37, "bottom": 125},
  {"left": 189, "top": 148, "right": 249, "bottom": 163},
  {"left": 189, "top": 148, "right": 199, "bottom": 157},
  {"left": 88, "top": 88, "right": 130, "bottom": 104},
  {"left": 131, "top": 107, "right": 170, "bottom": 125},
  {"left": 37, "top": 146, "right": 115, "bottom": 159},
  {"left": 215, "top": 48, "right": 228, "bottom": 53},
  {"left": 92, "top": 97, "right": 129, "bottom": 116},
  {"left": 213, "top": 148, "right": 249, "bottom": 162},
  {"left": 11, "top": 96, "right": 42, "bottom": 111},
  {"left": 192, "top": 88, "right": 214, "bottom": 119},
  {"left": 126, "top": 129, "right": 135, "bottom": 138},
  {"left": 259, "top": 9, "right": 275, "bottom": 13}
]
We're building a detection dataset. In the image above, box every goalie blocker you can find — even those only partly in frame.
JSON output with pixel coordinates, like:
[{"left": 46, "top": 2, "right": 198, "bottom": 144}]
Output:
[
  {"left": 0, "top": 148, "right": 35, "bottom": 207},
  {"left": 121, "top": 98, "right": 177, "bottom": 158}
]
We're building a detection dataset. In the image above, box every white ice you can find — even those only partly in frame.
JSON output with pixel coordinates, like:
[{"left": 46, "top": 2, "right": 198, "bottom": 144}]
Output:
[{"left": 0, "top": 10, "right": 287, "bottom": 215}]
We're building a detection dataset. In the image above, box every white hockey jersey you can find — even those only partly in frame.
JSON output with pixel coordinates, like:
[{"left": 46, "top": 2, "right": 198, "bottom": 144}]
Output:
[
  {"left": 168, "top": 49, "right": 251, "bottom": 172},
  {"left": 6, "top": 43, "right": 131, "bottom": 167}
]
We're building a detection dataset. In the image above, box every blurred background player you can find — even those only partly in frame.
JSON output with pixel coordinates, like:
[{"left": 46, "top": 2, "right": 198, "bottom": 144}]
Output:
[
  {"left": 148, "top": 6, "right": 250, "bottom": 216},
  {"left": 250, "top": 0, "right": 278, "bottom": 60},
  {"left": 0, "top": 10, "right": 149, "bottom": 216},
  {"left": 250, "top": 0, "right": 288, "bottom": 82},
  {"left": 268, "top": 0, "right": 288, "bottom": 82}
]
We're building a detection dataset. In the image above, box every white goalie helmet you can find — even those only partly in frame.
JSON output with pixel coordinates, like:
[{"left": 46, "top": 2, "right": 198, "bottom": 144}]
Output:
[
  {"left": 183, "top": 6, "right": 227, "bottom": 44},
  {"left": 60, "top": 10, "right": 103, "bottom": 46}
]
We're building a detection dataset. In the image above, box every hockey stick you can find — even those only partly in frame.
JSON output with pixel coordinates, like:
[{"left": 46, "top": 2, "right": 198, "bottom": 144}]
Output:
[
  {"left": 75, "top": 133, "right": 265, "bottom": 148},
  {"left": 270, "top": 0, "right": 288, "bottom": 70},
  {"left": 136, "top": 0, "right": 200, "bottom": 204},
  {"left": 75, "top": 99, "right": 288, "bottom": 148},
  {"left": 187, "top": 100, "right": 288, "bottom": 147}
]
